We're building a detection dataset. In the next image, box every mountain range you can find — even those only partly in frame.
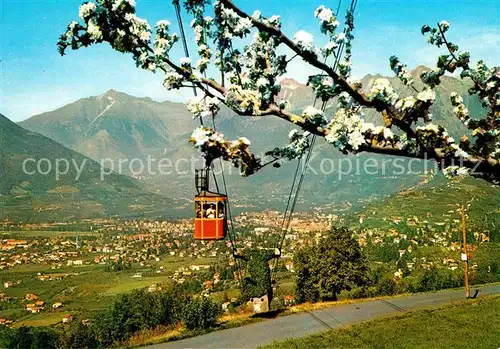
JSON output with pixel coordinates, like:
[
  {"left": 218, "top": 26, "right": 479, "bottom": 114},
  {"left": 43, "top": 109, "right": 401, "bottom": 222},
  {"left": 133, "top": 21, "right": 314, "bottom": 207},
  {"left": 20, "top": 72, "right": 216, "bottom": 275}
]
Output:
[{"left": 1, "top": 67, "right": 492, "bottom": 221}]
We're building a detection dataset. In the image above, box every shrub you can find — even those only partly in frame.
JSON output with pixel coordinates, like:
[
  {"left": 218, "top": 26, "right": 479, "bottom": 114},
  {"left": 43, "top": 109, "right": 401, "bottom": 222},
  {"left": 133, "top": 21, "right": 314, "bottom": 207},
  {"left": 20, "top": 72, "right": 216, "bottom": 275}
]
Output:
[
  {"left": 181, "top": 297, "right": 221, "bottom": 330},
  {"left": 294, "top": 227, "right": 370, "bottom": 302},
  {"left": 376, "top": 274, "right": 398, "bottom": 296}
]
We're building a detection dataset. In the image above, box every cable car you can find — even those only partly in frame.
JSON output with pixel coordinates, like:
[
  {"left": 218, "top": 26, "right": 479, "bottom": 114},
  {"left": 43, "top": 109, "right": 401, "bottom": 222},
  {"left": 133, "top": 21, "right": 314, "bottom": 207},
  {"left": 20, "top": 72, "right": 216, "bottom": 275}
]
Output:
[{"left": 194, "top": 169, "right": 227, "bottom": 240}]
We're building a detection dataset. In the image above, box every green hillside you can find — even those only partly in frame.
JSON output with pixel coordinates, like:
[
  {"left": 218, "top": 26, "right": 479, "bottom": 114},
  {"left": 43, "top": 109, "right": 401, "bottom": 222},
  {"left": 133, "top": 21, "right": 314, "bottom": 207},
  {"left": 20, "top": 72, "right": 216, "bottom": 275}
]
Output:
[
  {"left": 0, "top": 114, "right": 186, "bottom": 222},
  {"left": 346, "top": 176, "right": 499, "bottom": 235}
]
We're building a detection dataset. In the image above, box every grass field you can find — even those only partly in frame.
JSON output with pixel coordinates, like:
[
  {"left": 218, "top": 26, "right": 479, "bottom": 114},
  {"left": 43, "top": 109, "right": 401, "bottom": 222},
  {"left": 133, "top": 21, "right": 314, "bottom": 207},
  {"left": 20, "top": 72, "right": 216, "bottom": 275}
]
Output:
[{"left": 261, "top": 295, "right": 500, "bottom": 349}]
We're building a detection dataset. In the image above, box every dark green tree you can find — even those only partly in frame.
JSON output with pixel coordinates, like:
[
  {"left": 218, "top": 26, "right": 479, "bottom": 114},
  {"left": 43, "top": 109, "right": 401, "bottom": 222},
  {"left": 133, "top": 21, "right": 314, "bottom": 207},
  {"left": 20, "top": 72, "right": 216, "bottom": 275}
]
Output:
[
  {"left": 64, "top": 322, "right": 100, "bottom": 349},
  {"left": 236, "top": 248, "right": 280, "bottom": 310},
  {"left": 0, "top": 326, "right": 60, "bottom": 349},
  {"left": 181, "top": 297, "right": 221, "bottom": 330},
  {"left": 294, "top": 227, "right": 370, "bottom": 302}
]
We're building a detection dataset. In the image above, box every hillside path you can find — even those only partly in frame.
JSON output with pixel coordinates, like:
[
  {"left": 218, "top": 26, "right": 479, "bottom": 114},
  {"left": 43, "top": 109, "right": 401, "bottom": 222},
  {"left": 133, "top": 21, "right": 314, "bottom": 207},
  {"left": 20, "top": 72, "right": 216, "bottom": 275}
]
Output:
[{"left": 145, "top": 284, "right": 500, "bottom": 349}]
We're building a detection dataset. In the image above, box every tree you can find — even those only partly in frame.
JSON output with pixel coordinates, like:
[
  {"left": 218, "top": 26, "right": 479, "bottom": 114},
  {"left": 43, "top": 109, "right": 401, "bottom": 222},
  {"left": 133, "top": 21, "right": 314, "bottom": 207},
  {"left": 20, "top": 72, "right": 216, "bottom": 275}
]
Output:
[
  {"left": 58, "top": 0, "right": 499, "bottom": 183},
  {"left": 94, "top": 287, "right": 188, "bottom": 345},
  {"left": 64, "top": 322, "right": 100, "bottom": 349},
  {"left": 181, "top": 297, "right": 221, "bottom": 330},
  {"left": 0, "top": 326, "right": 60, "bottom": 349},
  {"left": 235, "top": 248, "right": 279, "bottom": 310},
  {"left": 294, "top": 227, "right": 370, "bottom": 302}
]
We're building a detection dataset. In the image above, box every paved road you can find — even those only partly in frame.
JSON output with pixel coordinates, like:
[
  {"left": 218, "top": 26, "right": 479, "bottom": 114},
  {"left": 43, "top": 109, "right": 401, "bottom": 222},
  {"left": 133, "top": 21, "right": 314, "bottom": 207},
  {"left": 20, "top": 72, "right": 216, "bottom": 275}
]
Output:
[{"left": 146, "top": 284, "right": 500, "bottom": 349}]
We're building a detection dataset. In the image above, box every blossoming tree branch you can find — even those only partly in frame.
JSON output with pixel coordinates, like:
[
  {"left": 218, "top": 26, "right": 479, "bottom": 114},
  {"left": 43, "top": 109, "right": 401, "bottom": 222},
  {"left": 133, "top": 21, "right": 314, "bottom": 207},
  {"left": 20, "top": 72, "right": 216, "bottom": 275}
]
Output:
[{"left": 58, "top": 0, "right": 499, "bottom": 183}]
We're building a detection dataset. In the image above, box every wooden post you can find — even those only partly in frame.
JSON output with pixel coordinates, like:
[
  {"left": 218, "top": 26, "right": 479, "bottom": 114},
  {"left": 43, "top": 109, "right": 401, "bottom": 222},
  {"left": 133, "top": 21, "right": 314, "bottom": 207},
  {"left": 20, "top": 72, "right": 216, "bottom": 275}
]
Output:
[{"left": 461, "top": 205, "right": 470, "bottom": 298}]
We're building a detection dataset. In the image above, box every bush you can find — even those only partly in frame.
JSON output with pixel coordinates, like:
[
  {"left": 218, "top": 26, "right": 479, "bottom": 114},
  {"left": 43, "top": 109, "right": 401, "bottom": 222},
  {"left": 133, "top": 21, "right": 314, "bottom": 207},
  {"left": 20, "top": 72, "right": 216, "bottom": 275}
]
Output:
[
  {"left": 338, "top": 287, "right": 366, "bottom": 300},
  {"left": 376, "top": 274, "right": 397, "bottom": 296},
  {"left": 0, "top": 326, "right": 60, "bottom": 349},
  {"left": 294, "top": 227, "right": 370, "bottom": 302},
  {"left": 63, "top": 322, "right": 99, "bottom": 349},
  {"left": 270, "top": 296, "right": 285, "bottom": 311},
  {"left": 94, "top": 287, "right": 189, "bottom": 345},
  {"left": 396, "top": 276, "right": 420, "bottom": 293},
  {"left": 182, "top": 297, "right": 221, "bottom": 330}
]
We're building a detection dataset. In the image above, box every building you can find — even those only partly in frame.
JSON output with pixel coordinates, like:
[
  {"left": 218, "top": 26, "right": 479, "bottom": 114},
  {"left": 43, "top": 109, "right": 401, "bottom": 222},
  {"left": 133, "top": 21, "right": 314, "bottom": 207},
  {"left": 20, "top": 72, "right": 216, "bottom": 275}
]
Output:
[
  {"left": 251, "top": 295, "right": 269, "bottom": 313},
  {"left": 284, "top": 294, "right": 294, "bottom": 306},
  {"left": 25, "top": 293, "right": 39, "bottom": 301},
  {"left": 62, "top": 314, "right": 73, "bottom": 323},
  {"left": 52, "top": 302, "right": 63, "bottom": 309}
]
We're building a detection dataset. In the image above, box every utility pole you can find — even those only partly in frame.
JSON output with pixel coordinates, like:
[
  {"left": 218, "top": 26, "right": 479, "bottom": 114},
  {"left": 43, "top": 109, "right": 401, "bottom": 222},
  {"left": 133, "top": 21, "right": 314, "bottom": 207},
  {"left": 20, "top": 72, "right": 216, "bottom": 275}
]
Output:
[{"left": 460, "top": 205, "right": 470, "bottom": 298}]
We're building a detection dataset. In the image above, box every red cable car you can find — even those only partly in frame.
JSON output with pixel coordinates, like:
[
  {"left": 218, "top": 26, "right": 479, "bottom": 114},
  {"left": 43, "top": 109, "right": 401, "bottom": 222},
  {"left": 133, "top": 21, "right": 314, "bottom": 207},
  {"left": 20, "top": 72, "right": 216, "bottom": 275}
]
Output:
[{"left": 194, "top": 169, "right": 227, "bottom": 240}]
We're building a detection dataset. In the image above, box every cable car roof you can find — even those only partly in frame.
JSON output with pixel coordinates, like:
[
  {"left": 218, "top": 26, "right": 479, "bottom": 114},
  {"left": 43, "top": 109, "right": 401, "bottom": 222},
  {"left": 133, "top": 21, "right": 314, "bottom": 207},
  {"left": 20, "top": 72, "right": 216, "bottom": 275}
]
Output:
[{"left": 195, "top": 190, "right": 227, "bottom": 198}]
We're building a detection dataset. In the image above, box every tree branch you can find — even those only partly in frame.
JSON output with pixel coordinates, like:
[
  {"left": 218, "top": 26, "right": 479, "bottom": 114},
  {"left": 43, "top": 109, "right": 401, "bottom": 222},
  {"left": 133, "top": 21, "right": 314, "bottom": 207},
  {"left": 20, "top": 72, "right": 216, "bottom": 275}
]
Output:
[{"left": 219, "top": 0, "right": 385, "bottom": 111}]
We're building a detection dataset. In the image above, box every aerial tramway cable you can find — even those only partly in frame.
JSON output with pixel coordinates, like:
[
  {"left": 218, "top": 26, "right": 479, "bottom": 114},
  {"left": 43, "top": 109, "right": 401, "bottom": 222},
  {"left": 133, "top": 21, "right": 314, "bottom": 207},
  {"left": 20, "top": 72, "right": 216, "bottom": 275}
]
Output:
[
  {"left": 172, "top": 1, "right": 241, "bottom": 275},
  {"left": 275, "top": 0, "right": 358, "bottom": 256},
  {"left": 174, "top": 0, "right": 357, "bottom": 274}
]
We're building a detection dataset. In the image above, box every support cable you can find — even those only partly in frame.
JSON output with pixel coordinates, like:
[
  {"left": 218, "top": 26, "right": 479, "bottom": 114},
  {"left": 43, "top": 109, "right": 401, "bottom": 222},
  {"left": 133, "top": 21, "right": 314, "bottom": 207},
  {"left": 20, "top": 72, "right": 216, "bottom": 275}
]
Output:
[{"left": 275, "top": 0, "right": 357, "bottom": 257}]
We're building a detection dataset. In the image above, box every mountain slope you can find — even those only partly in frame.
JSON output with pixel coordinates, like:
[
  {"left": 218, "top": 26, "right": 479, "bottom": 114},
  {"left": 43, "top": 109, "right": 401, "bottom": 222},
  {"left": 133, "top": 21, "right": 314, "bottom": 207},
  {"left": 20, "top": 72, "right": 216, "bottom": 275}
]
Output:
[
  {"left": 0, "top": 114, "right": 185, "bottom": 222},
  {"left": 345, "top": 176, "right": 499, "bottom": 236}
]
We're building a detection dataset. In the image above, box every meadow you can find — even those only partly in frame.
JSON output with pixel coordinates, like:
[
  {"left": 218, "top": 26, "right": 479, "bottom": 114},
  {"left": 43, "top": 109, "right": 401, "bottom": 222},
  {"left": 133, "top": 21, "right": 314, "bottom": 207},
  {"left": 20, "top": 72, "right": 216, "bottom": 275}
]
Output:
[
  {"left": 0, "top": 230, "right": 220, "bottom": 327},
  {"left": 262, "top": 295, "right": 500, "bottom": 349}
]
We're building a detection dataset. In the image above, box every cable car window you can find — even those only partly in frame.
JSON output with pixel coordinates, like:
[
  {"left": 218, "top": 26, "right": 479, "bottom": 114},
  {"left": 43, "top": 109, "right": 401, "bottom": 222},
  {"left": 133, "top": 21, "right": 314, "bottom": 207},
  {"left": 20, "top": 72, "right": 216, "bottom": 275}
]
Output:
[
  {"left": 205, "top": 201, "right": 217, "bottom": 218},
  {"left": 195, "top": 202, "right": 203, "bottom": 218},
  {"left": 217, "top": 202, "right": 225, "bottom": 218}
]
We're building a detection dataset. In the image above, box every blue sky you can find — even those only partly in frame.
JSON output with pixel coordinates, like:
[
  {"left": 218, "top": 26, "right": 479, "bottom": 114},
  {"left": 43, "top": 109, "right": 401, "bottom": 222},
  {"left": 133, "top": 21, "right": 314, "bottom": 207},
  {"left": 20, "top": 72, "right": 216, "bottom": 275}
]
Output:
[{"left": 1, "top": 0, "right": 499, "bottom": 121}]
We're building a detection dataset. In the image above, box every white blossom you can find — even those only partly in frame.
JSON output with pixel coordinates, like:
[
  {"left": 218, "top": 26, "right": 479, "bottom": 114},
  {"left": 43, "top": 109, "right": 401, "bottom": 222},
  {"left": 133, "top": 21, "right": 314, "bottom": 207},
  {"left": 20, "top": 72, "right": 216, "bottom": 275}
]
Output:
[
  {"left": 193, "top": 25, "right": 203, "bottom": 43},
  {"left": 395, "top": 96, "right": 416, "bottom": 111},
  {"left": 196, "top": 57, "right": 210, "bottom": 71},
  {"left": 369, "top": 78, "right": 399, "bottom": 104},
  {"left": 267, "top": 15, "right": 280, "bottom": 26},
  {"left": 439, "top": 20, "right": 450, "bottom": 31},
  {"left": 293, "top": 30, "right": 314, "bottom": 52},
  {"left": 416, "top": 123, "right": 440, "bottom": 134},
  {"left": 191, "top": 127, "right": 210, "bottom": 146},
  {"left": 335, "top": 33, "right": 346, "bottom": 44},
  {"left": 450, "top": 92, "right": 463, "bottom": 104},
  {"left": 322, "top": 77, "right": 334, "bottom": 87},
  {"left": 156, "top": 20, "right": 170, "bottom": 28},
  {"left": 360, "top": 122, "right": 375, "bottom": 133},
  {"left": 69, "top": 21, "right": 78, "bottom": 30},
  {"left": 383, "top": 128, "right": 394, "bottom": 139},
  {"left": 180, "top": 57, "right": 192, "bottom": 66},
  {"left": 302, "top": 106, "right": 325, "bottom": 125},
  {"left": 323, "top": 41, "right": 338, "bottom": 52},
  {"left": 256, "top": 77, "right": 268, "bottom": 87},
  {"left": 87, "top": 18, "right": 103, "bottom": 40},
  {"left": 289, "top": 129, "right": 299, "bottom": 138},
  {"left": 348, "top": 130, "right": 365, "bottom": 150},
  {"left": 79, "top": 2, "right": 96, "bottom": 19},
  {"left": 325, "top": 108, "right": 368, "bottom": 151},
  {"left": 443, "top": 165, "right": 470, "bottom": 179},
  {"left": 234, "top": 17, "right": 252, "bottom": 34},
  {"left": 163, "top": 71, "right": 184, "bottom": 90},
  {"left": 238, "top": 137, "right": 251, "bottom": 145},
  {"left": 187, "top": 94, "right": 220, "bottom": 119},
  {"left": 417, "top": 88, "right": 436, "bottom": 103},
  {"left": 112, "top": 0, "right": 136, "bottom": 11},
  {"left": 315, "top": 6, "right": 333, "bottom": 22},
  {"left": 251, "top": 10, "right": 261, "bottom": 19}
]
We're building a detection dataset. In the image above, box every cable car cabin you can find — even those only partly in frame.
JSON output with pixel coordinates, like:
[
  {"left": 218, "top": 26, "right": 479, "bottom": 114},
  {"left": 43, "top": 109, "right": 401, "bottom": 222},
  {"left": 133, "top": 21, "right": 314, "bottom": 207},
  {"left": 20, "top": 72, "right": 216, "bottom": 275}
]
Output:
[{"left": 194, "top": 191, "right": 227, "bottom": 240}]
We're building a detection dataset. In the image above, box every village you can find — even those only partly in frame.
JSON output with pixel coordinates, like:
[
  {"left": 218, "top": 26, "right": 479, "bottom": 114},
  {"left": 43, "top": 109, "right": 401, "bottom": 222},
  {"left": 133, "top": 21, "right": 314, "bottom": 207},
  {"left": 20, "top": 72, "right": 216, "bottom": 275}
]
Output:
[{"left": 0, "top": 208, "right": 493, "bottom": 328}]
